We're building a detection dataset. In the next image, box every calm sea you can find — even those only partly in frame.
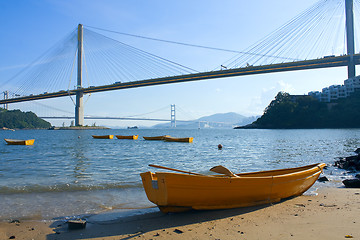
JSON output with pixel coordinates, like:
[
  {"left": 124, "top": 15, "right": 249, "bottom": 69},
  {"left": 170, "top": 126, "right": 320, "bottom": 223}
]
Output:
[{"left": 0, "top": 128, "right": 359, "bottom": 221}]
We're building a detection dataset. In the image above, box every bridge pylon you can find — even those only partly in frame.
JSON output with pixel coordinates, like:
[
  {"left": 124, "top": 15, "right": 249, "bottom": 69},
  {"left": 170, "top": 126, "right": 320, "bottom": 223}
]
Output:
[
  {"left": 75, "top": 24, "right": 84, "bottom": 126},
  {"left": 346, "top": 0, "right": 356, "bottom": 78},
  {"left": 2, "top": 91, "right": 8, "bottom": 110}
]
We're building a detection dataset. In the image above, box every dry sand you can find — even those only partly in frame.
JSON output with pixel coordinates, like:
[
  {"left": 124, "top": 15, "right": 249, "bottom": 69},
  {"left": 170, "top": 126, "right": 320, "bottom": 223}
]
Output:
[{"left": 1, "top": 187, "right": 359, "bottom": 240}]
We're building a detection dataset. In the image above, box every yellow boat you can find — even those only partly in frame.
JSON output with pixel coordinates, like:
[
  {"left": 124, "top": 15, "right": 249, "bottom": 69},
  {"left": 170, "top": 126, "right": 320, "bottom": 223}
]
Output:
[
  {"left": 140, "top": 163, "right": 326, "bottom": 213},
  {"left": 163, "top": 136, "right": 193, "bottom": 143},
  {"left": 116, "top": 135, "right": 139, "bottom": 140},
  {"left": 143, "top": 135, "right": 171, "bottom": 141},
  {"left": 4, "top": 139, "right": 35, "bottom": 145},
  {"left": 92, "top": 135, "right": 114, "bottom": 139}
]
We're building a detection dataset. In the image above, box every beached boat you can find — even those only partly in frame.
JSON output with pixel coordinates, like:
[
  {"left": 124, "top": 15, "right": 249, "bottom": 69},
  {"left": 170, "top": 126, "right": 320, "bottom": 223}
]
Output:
[
  {"left": 92, "top": 135, "right": 114, "bottom": 139},
  {"left": 143, "top": 135, "right": 171, "bottom": 141},
  {"left": 4, "top": 139, "right": 35, "bottom": 145},
  {"left": 140, "top": 163, "right": 326, "bottom": 213},
  {"left": 163, "top": 136, "right": 193, "bottom": 143},
  {"left": 116, "top": 135, "right": 139, "bottom": 140}
]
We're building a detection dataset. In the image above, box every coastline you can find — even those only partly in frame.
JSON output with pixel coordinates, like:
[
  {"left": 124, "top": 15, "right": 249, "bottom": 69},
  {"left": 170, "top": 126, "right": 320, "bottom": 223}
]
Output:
[{"left": 1, "top": 187, "right": 359, "bottom": 240}]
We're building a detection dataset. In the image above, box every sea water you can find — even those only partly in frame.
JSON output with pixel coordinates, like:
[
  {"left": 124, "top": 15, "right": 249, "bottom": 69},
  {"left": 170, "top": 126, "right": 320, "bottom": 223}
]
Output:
[{"left": 0, "top": 128, "right": 359, "bottom": 221}]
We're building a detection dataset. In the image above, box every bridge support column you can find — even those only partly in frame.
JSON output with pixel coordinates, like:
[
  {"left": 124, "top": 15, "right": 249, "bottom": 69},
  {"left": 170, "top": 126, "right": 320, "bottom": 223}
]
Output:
[
  {"left": 75, "top": 24, "right": 84, "bottom": 126},
  {"left": 346, "top": 0, "right": 356, "bottom": 78}
]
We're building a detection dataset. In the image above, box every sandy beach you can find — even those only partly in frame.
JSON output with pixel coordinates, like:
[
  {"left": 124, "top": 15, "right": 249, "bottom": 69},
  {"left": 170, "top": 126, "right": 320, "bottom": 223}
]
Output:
[{"left": 0, "top": 186, "right": 359, "bottom": 240}]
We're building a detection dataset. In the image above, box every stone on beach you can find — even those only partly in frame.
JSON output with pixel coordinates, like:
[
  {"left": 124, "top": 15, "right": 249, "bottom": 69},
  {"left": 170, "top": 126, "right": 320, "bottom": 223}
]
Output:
[
  {"left": 318, "top": 176, "right": 329, "bottom": 182},
  {"left": 67, "top": 219, "right": 87, "bottom": 230},
  {"left": 343, "top": 178, "right": 360, "bottom": 188},
  {"left": 354, "top": 148, "right": 360, "bottom": 155}
]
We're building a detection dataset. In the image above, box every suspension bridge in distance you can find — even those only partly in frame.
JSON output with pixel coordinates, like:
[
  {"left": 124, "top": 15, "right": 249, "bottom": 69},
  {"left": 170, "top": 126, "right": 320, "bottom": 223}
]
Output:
[
  {"left": 1, "top": 0, "right": 359, "bottom": 126},
  {"left": 39, "top": 104, "right": 234, "bottom": 128}
]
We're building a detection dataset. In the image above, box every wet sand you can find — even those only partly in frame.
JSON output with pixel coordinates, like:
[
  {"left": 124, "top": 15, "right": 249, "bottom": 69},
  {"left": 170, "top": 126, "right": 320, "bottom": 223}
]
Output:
[{"left": 1, "top": 187, "right": 359, "bottom": 240}]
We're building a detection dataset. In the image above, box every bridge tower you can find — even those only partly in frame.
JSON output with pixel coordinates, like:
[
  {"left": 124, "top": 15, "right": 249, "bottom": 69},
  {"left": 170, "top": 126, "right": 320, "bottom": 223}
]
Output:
[
  {"left": 346, "top": 0, "right": 356, "bottom": 78},
  {"left": 75, "top": 24, "right": 84, "bottom": 126},
  {"left": 171, "top": 104, "right": 176, "bottom": 128},
  {"left": 3, "top": 91, "right": 8, "bottom": 110}
]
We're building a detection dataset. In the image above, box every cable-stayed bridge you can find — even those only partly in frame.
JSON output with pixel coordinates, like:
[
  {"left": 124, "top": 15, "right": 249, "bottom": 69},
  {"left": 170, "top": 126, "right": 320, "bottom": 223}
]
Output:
[{"left": 1, "top": 0, "right": 360, "bottom": 126}]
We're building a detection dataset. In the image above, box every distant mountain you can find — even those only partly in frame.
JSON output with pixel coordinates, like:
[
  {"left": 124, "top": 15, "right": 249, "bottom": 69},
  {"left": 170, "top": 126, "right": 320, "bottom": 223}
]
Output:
[
  {"left": 198, "top": 112, "right": 245, "bottom": 123},
  {"left": 153, "top": 112, "right": 259, "bottom": 129}
]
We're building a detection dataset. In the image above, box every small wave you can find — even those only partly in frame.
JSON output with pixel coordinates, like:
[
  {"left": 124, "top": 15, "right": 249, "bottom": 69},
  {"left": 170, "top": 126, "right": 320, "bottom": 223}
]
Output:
[{"left": 0, "top": 182, "right": 143, "bottom": 194}]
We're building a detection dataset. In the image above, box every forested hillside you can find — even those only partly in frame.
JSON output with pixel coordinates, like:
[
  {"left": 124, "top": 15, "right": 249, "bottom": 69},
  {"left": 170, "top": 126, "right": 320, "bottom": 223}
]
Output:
[
  {"left": 0, "top": 108, "right": 51, "bottom": 129},
  {"left": 239, "top": 91, "right": 360, "bottom": 129}
]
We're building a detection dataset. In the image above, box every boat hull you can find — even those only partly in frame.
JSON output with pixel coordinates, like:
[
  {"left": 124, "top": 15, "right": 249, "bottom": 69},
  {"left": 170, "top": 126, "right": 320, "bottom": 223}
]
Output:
[
  {"left": 116, "top": 135, "right": 138, "bottom": 140},
  {"left": 143, "top": 135, "right": 170, "bottom": 141},
  {"left": 163, "top": 136, "right": 193, "bottom": 143},
  {"left": 4, "top": 139, "right": 35, "bottom": 145},
  {"left": 140, "top": 163, "right": 326, "bottom": 213},
  {"left": 92, "top": 135, "right": 114, "bottom": 139}
]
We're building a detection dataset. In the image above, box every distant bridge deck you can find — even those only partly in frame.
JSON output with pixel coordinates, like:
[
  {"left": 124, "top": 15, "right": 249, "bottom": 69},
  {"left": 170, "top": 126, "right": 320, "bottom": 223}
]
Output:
[
  {"left": 41, "top": 116, "right": 173, "bottom": 122},
  {"left": 1, "top": 54, "right": 358, "bottom": 104}
]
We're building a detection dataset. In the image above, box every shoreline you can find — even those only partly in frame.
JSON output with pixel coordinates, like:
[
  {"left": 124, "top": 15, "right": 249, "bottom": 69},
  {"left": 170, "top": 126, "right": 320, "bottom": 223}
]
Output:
[{"left": 1, "top": 186, "right": 359, "bottom": 240}]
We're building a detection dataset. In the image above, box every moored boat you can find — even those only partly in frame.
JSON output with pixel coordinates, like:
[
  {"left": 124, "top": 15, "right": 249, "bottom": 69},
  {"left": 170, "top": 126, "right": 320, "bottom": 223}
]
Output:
[
  {"left": 140, "top": 163, "right": 326, "bottom": 213},
  {"left": 92, "top": 135, "right": 114, "bottom": 139},
  {"left": 116, "top": 135, "right": 139, "bottom": 140},
  {"left": 4, "top": 139, "right": 35, "bottom": 145},
  {"left": 163, "top": 136, "right": 193, "bottom": 143},
  {"left": 143, "top": 135, "right": 171, "bottom": 141}
]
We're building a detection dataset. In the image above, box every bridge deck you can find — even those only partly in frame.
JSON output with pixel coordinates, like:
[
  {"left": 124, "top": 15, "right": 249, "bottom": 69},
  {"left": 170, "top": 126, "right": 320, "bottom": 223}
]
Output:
[{"left": 1, "top": 54, "right": 357, "bottom": 105}]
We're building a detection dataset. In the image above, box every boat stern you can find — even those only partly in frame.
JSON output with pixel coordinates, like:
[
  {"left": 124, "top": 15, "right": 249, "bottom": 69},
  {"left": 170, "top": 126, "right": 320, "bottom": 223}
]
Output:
[{"left": 25, "top": 139, "right": 35, "bottom": 145}]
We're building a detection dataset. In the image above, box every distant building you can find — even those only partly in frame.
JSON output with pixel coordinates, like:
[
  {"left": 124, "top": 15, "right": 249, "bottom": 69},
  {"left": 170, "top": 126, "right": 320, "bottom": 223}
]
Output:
[
  {"left": 329, "top": 85, "right": 341, "bottom": 101},
  {"left": 307, "top": 75, "right": 360, "bottom": 102},
  {"left": 344, "top": 76, "right": 360, "bottom": 94},
  {"left": 338, "top": 85, "right": 347, "bottom": 98},
  {"left": 320, "top": 87, "right": 330, "bottom": 102}
]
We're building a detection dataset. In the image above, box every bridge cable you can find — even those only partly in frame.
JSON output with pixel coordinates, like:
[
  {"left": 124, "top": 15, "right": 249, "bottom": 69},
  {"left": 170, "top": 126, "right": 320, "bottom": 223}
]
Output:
[
  {"left": 82, "top": 47, "right": 92, "bottom": 106},
  {"left": 85, "top": 25, "right": 301, "bottom": 63},
  {"left": 221, "top": 0, "right": 348, "bottom": 69},
  {"left": 67, "top": 48, "right": 78, "bottom": 106},
  {"left": 123, "top": 105, "right": 170, "bottom": 118},
  {"left": 30, "top": 101, "right": 73, "bottom": 115},
  {"left": 4, "top": 28, "right": 78, "bottom": 97},
  {"left": 81, "top": 28, "right": 199, "bottom": 88}
]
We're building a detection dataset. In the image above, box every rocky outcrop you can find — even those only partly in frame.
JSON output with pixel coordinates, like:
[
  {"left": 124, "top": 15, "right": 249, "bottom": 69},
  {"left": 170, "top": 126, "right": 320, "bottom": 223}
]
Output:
[
  {"left": 334, "top": 148, "right": 360, "bottom": 171},
  {"left": 334, "top": 148, "right": 360, "bottom": 188}
]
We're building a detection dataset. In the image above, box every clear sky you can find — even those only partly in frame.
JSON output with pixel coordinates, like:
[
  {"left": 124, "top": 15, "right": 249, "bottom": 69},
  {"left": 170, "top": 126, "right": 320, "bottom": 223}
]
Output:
[{"left": 0, "top": 0, "right": 356, "bottom": 127}]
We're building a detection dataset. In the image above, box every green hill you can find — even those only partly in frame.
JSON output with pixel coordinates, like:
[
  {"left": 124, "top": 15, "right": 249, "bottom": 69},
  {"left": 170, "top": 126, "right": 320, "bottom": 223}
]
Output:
[
  {"left": 238, "top": 91, "right": 360, "bottom": 129},
  {"left": 0, "top": 108, "right": 51, "bottom": 129}
]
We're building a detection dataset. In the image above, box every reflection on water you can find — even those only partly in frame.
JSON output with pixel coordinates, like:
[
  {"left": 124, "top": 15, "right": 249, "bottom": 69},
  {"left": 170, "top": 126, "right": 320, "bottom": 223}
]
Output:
[
  {"left": 0, "top": 128, "right": 360, "bottom": 220},
  {"left": 72, "top": 139, "right": 92, "bottom": 181}
]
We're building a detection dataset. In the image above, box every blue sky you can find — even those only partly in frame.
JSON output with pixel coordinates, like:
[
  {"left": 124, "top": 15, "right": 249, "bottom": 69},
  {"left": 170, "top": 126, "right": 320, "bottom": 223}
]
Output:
[{"left": 0, "top": 0, "right": 355, "bottom": 127}]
